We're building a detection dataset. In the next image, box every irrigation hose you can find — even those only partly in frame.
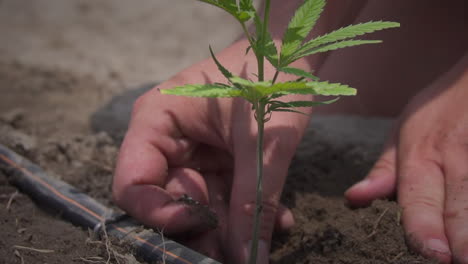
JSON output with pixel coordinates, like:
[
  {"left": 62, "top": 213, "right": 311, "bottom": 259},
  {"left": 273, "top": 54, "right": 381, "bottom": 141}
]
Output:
[{"left": 0, "top": 144, "right": 220, "bottom": 264}]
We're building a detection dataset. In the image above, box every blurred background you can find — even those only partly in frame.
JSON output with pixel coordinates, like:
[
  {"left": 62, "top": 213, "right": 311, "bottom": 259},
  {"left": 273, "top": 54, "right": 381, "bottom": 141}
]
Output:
[{"left": 0, "top": 0, "right": 242, "bottom": 86}]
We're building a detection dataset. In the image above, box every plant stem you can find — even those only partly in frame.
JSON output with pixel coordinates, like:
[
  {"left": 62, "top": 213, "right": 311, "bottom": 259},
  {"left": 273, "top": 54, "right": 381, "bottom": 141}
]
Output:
[
  {"left": 248, "top": 101, "right": 266, "bottom": 264},
  {"left": 241, "top": 22, "right": 255, "bottom": 49},
  {"left": 257, "top": 0, "right": 271, "bottom": 82},
  {"left": 271, "top": 70, "right": 279, "bottom": 84}
]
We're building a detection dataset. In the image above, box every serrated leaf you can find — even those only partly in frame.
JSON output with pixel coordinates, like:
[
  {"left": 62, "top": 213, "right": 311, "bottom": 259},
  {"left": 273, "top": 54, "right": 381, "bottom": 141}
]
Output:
[
  {"left": 253, "top": 13, "right": 279, "bottom": 66},
  {"left": 160, "top": 84, "right": 242, "bottom": 98},
  {"left": 209, "top": 46, "right": 234, "bottom": 81},
  {"left": 270, "top": 98, "right": 339, "bottom": 108},
  {"left": 245, "top": 45, "right": 252, "bottom": 55},
  {"left": 198, "top": 0, "right": 253, "bottom": 22},
  {"left": 270, "top": 108, "right": 309, "bottom": 115},
  {"left": 264, "top": 81, "right": 356, "bottom": 97},
  {"left": 239, "top": 0, "right": 253, "bottom": 11},
  {"left": 198, "top": 0, "right": 237, "bottom": 14},
  {"left": 229, "top": 76, "right": 277, "bottom": 101},
  {"left": 278, "top": 67, "right": 319, "bottom": 80},
  {"left": 268, "top": 98, "right": 338, "bottom": 115},
  {"left": 280, "top": 0, "right": 325, "bottom": 63},
  {"left": 230, "top": 76, "right": 257, "bottom": 87},
  {"left": 265, "top": 37, "right": 279, "bottom": 67},
  {"left": 290, "top": 40, "right": 382, "bottom": 63},
  {"left": 297, "top": 21, "right": 400, "bottom": 56}
]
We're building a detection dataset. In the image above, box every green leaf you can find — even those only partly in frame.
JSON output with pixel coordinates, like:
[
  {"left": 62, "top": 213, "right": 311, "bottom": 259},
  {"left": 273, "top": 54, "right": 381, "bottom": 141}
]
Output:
[
  {"left": 245, "top": 45, "right": 252, "bottom": 55},
  {"left": 197, "top": 0, "right": 237, "bottom": 14},
  {"left": 270, "top": 108, "right": 309, "bottom": 115},
  {"left": 230, "top": 76, "right": 257, "bottom": 87},
  {"left": 229, "top": 76, "right": 274, "bottom": 101},
  {"left": 297, "top": 21, "right": 400, "bottom": 55},
  {"left": 264, "top": 80, "right": 356, "bottom": 97},
  {"left": 209, "top": 46, "right": 234, "bottom": 81},
  {"left": 197, "top": 0, "right": 254, "bottom": 22},
  {"left": 236, "top": 10, "right": 255, "bottom": 22},
  {"left": 280, "top": 0, "right": 325, "bottom": 63},
  {"left": 290, "top": 40, "right": 382, "bottom": 63},
  {"left": 264, "top": 37, "right": 279, "bottom": 67},
  {"left": 239, "top": 0, "right": 254, "bottom": 12},
  {"left": 268, "top": 98, "right": 339, "bottom": 115},
  {"left": 160, "top": 84, "right": 242, "bottom": 98},
  {"left": 270, "top": 98, "right": 339, "bottom": 108},
  {"left": 253, "top": 13, "right": 279, "bottom": 66},
  {"left": 278, "top": 67, "right": 319, "bottom": 80}
]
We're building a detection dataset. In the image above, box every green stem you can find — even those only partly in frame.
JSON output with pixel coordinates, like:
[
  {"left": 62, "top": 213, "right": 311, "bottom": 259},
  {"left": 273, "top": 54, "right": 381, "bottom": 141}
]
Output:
[
  {"left": 248, "top": 101, "right": 266, "bottom": 264},
  {"left": 271, "top": 70, "right": 279, "bottom": 84},
  {"left": 257, "top": 0, "right": 271, "bottom": 82},
  {"left": 241, "top": 22, "right": 255, "bottom": 49}
]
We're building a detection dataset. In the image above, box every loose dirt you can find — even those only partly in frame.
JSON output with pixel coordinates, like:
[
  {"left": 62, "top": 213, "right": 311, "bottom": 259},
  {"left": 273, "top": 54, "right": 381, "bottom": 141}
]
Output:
[
  {"left": 0, "top": 1, "right": 438, "bottom": 263},
  {"left": 0, "top": 62, "right": 435, "bottom": 263}
]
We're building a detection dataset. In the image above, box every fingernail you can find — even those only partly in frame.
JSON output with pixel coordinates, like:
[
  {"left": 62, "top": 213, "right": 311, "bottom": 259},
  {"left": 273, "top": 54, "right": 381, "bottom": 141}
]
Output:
[
  {"left": 247, "top": 240, "right": 269, "bottom": 264},
  {"left": 426, "top": 239, "right": 450, "bottom": 255},
  {"left": 349, "top": 179, "right": 371, "bottom": 192}
]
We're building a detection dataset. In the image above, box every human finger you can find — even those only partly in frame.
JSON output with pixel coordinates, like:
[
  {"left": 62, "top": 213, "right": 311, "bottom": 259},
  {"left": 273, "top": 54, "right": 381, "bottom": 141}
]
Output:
[
  {"left": 397, "top": 148, "right": 451, "bottom": 263},
  {"left": 113, "top": 89, "right": 214, "bottom": 234},
  {"left": 274, "top": 203, "right": 295, "bottom": 232},
  {"left": 442, "top": 143, "right": 468, "bottom": 263},
  {"left": 345, "top": 129, "right": 397, "bottom": 206},
  {"left": 185, "top": 171, "right": 229, "bottom": 261},
  {"left": 226, "top": 108, "right": 309, "bottom": 264}
]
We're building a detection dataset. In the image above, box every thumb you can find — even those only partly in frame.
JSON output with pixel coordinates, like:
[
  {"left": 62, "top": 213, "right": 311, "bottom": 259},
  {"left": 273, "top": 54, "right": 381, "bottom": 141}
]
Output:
[
  {"left": 226, "top": 116, "right": 304, "bottom": 264},
  {"left": 345, "top": 128, "right": 398, "bottom": 206}
]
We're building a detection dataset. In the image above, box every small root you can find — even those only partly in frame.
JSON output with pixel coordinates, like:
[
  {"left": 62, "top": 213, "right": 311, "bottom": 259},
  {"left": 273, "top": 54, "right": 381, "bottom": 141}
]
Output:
[
  {"left": 13, "top": 245, "right": 55, "bottom": 253},
  {"left": 96, "top": 213, "right": 125, "bottom": 264},
  {"left": 387, "top": 251, "right": 404, "bottom": 262},
  {"left": 74, "top": 256, "right": 105, "bottom": 263},
  {"left": 156, "top": 228, "right": 167, "bottom": 264},
  {"left": 82, "top": 158, "right": 113, "bottom": 172},
  {"left": 6, "top": 191, "right": 19, "bottom": 211},
  {"left": 14, "top": 249, "right": 25, "bottom": 264},
  {"left": 366, "top": 208, "right": 389, "bottom": 239}
]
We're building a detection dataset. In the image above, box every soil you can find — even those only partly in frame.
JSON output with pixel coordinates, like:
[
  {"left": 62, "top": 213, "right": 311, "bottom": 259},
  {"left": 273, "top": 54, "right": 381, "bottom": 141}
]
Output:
[
  {"left": 0, "top": 1, "right": 437, "bottom": 263},
  {"left": 0, "top": 62, "right": 436, "bottom": 264}
]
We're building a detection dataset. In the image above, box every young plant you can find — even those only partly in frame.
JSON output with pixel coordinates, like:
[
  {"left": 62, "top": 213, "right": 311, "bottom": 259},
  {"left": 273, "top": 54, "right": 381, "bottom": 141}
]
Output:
[{"left": 161, "top": 0, "right": 399, "bottom": 263}]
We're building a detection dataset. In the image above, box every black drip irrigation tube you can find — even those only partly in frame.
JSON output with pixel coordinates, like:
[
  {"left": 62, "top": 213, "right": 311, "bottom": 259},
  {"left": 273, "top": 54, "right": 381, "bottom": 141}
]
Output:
[{"left": 0, "top": 144, "right": 220, "bottom": 264}]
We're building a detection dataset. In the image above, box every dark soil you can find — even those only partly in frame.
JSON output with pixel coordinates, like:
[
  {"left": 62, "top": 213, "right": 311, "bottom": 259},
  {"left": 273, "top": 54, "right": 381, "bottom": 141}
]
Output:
[{"left": 0, "top": 61, "right": 436, "bottom": 264}]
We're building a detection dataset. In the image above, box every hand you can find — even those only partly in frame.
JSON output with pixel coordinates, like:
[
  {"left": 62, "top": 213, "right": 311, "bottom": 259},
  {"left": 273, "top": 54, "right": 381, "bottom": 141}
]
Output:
[
  {"left": 112, "top": 40, "right": 312, "bottom": 263},
  {"left": 345, "top": 54, "right": 468, "bottom": 264}
]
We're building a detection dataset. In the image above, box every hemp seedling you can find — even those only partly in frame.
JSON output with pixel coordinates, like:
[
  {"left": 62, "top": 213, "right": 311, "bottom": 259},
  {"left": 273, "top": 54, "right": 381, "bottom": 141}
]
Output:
[{"left": 161, "top": 0, "right": 399, "bottom": 263}]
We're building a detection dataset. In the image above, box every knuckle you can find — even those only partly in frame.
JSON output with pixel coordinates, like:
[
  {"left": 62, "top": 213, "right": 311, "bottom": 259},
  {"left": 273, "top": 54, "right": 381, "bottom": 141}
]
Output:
[
  {"left": 432, "top": 124, "right": 468, "bottom": 153},
  {"left": 402, "top": 196, "right": 442, "bottom": 213}
]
